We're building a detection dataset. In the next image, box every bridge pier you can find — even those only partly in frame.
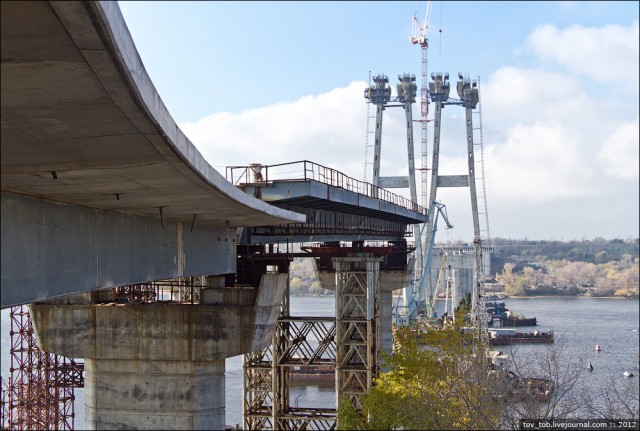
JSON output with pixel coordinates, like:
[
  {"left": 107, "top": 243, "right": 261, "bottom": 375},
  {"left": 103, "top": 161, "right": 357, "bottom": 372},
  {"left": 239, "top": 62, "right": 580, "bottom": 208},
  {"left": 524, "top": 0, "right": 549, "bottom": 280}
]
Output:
[
  {"left": 29, "top": 273, "right": 288, "bottom": 430},
  {"left": 334, "top": 257, "right": 382, "bottom": 411}
]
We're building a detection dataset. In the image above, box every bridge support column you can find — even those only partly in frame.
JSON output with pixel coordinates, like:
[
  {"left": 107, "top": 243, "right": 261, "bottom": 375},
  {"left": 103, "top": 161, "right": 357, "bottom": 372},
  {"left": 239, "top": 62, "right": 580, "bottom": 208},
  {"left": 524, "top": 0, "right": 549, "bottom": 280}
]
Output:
[
  {"left": 29, "top": 273, "right": 288, "bottom": 430},
  {"left": 82, "top": 358, "right": 225, "bottom": 429},
  {"left": 334, "top": 256, "right": 382, "bottom": 412},
  {"left": 378, "top": 289, "right": 394, "bottom": 358}
]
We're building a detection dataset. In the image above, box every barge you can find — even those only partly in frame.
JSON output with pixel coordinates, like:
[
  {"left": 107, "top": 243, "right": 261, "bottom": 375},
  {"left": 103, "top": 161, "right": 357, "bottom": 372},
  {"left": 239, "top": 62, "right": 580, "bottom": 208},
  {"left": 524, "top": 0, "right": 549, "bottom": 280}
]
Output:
[{"left": 488, "top": 328, "right": 554, "bottom": 346}]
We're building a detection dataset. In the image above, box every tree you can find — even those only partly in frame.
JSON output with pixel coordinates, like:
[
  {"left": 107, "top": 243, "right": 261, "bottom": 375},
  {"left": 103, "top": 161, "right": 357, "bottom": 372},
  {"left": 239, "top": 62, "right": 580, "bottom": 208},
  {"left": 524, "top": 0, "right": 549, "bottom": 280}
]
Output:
[
  {"left": 496, "top": 263, "right": 528, "bottom": 296},
  {"left": 338, "top": 324, "right": 639, "bottom": 430},
  {"left": 337, "top": 321, "right": 501, "bottom": 430}
]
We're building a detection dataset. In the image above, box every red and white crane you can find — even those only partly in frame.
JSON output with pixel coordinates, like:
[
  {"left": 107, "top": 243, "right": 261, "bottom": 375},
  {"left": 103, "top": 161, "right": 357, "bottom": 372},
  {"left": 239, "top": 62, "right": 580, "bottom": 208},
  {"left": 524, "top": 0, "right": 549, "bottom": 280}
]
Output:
[
  {"left": 411, "top": 1, "right": 431, "bottom": 207},
  {"left": 410, "top": 1, "right": 432, "bottom": 282}
]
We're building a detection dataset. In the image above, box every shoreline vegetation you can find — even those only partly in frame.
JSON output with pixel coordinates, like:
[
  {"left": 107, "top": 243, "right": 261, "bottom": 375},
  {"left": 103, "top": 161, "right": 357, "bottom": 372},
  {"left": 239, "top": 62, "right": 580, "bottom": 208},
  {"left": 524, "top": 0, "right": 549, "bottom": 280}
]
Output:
[
  {"left": 505, "top": 295, "right": 635, "bottom": 299},
  {"left": 291, "top": 293, "right": 638, "bottom": 300},
  {"left": 288, "top": 238, "right": 639, "bottom": 299},
  {"left": 492, "top": 258, "right": 638, "bottom": 299},
  {"left": 491, "top": 237, "right": 639, "bottom": 299}
]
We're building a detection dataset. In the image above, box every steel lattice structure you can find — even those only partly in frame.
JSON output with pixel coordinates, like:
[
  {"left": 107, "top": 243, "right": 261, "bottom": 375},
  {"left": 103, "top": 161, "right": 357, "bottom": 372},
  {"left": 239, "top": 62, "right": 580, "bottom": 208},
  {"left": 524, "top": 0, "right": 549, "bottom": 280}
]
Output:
[
  {"left": 335, "top": 258, "right": 380, "bottom": 412},
  {"left": 243, "top": 301, "right": 339, "bottom": 430},
  {"left": 244, "top": 257, "right": 382, "bottom": 430},
  {"left": 2, "top": 306, "right": 83, "bottom": 430}
]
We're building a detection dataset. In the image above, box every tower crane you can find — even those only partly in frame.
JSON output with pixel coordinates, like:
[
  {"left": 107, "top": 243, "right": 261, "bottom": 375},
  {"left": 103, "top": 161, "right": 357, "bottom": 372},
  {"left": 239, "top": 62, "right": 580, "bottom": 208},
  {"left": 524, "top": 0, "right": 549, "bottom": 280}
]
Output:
[{"left": 410, "top": 1, "right": 432, "bottom": 278}]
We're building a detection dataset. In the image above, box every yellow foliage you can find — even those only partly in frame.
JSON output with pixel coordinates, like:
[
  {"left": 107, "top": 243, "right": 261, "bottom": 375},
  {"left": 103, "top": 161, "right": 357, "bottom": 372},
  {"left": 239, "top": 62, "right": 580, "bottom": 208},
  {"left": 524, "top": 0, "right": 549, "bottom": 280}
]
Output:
[{"left": 338, "top": 322, "right": 502, "bottom": 430}]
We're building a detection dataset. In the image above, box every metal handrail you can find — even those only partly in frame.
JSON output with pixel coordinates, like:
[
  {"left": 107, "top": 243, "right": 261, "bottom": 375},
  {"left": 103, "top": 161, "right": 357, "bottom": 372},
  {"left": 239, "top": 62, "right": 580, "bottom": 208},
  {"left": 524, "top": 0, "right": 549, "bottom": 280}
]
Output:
[{"left": 226, "top": 161, "right": 427, "bottom": 215}]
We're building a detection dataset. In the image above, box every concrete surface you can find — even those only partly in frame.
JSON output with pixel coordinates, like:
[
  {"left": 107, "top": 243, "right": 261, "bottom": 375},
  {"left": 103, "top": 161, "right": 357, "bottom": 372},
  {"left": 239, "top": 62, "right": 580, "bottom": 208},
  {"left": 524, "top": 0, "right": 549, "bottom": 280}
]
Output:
[
  {"left": 29, "top": 273, "right": 289, "bottom": 430},
  {"left": 1, "top": 1, "right": 304, "bottom": 306}
]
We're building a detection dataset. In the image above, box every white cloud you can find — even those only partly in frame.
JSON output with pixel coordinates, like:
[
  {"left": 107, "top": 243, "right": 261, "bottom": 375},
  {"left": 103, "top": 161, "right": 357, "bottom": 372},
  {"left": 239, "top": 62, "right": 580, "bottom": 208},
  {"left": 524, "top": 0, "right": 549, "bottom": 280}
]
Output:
[
  {"left": 597, "top": 118, "right": 640, "bottom": 180},
  {"left": 180, "top": 81, "right": 374, "bottom": 179},
  {"left": 486, "top": 122, "right": 596, "bottom": 205},
  {"left": 177, "top": 21, "right": 639, "bottom": 241},
  {"left": 180, "top": 80, "right": 420, "bottom": 185},
  {"left": 525, "top": 21, "right": 639, "bottom": 86}
]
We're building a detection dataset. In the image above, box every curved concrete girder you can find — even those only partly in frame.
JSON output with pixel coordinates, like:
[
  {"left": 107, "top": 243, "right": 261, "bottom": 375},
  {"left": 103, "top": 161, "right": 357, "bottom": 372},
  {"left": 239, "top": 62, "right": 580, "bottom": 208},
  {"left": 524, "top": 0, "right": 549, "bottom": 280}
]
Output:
[{"left": 0, "top": 0, "right": 305, "bottom": 228}]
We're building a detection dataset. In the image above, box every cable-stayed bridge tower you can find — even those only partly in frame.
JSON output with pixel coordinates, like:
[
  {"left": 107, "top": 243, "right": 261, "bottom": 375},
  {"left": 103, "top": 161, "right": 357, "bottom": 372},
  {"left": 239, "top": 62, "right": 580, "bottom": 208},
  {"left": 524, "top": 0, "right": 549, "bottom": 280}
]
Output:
[
  {"left": 364, "top": 73, "right": 423, "bottom": 284},
  {"left": 425, "top": 72, "right": 489, "bottom": 333}
]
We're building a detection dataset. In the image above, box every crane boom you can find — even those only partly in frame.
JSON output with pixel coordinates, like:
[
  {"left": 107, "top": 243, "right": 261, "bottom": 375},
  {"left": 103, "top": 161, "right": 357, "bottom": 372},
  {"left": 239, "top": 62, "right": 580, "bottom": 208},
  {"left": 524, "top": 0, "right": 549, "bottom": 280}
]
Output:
[
  {"left": 410, "top": 1, "right": 432, "bottom": 45},
  {"left": 416, "top": 201, "right": 453, "bottom": 317},
  {"left": 429, "top": 254, "right": 447, "bottom": 318},
  {"left": 399, "top": 201, "right": 452, "bottom": 323}
]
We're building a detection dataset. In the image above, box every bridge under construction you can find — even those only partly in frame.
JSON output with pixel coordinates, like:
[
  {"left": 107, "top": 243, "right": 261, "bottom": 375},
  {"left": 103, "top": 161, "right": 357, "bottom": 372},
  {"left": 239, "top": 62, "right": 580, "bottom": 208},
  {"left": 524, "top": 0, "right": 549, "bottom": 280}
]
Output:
[{"left": 1, "top": 1, "right": 492, "bottom": 430}]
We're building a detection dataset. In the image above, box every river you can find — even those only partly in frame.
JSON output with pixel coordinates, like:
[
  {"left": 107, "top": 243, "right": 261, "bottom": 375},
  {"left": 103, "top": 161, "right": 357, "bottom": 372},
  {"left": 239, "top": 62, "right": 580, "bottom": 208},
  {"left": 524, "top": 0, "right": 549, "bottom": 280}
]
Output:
[{"left": 2, "top": 296, "right": 638, "bottom": 427}]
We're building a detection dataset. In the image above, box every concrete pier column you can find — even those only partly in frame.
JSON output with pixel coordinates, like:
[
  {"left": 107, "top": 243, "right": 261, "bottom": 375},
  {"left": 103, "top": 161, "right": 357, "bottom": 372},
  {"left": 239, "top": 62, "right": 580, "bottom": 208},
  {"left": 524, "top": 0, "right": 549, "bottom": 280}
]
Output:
[
  {"left": 378, "top": 289, "right": 394, "bottom": 357},
  {"left": 84, "top": 359, "right": 225, "bottom": 429},
  {"left": 29, "top": 273, "right": 288, "bottom": 430}
]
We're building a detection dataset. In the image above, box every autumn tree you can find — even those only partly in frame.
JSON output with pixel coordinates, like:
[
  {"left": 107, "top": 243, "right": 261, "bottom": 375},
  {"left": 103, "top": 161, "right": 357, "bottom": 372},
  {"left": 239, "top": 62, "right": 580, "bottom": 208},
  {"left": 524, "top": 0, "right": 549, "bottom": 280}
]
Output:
[{"left": 337, "top": 322, "right": 501, "bottom": 430}]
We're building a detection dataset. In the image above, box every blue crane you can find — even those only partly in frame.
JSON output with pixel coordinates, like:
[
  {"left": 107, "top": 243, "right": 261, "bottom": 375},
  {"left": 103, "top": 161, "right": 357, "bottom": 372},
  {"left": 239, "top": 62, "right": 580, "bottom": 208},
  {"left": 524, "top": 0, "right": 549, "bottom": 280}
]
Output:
[{"left": 398, "top": 201, "right": 453, "bottom": 323}]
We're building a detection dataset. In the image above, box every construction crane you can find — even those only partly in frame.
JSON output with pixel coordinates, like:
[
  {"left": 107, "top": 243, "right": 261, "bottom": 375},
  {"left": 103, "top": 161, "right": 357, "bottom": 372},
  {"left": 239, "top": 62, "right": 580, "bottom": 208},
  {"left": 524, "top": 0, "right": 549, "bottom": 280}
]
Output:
[
  {"left": 410, "top": 1, "right": 432, "bottom": 277},
  {"left": 397, "top": 201, "right": 452, "bottom": 324},
  {"left": 416, "top": 201, "right": 453, "bottom": 318}
]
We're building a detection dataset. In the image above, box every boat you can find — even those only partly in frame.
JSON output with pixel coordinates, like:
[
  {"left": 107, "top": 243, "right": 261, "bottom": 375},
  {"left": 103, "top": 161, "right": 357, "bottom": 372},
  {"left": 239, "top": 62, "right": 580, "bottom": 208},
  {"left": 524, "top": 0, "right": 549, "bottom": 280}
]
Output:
[
  {"left": 500, "top": 311, "right": 537, "bottom": 327},
  {"left": 488, "top": 329, "right": 554, "bottom": 346},
  {"left": 501, "top": 316, "right": 537, "bottom": 326},
  {"left": 623, "top": 371, "right": 634, "bottom": 378}
]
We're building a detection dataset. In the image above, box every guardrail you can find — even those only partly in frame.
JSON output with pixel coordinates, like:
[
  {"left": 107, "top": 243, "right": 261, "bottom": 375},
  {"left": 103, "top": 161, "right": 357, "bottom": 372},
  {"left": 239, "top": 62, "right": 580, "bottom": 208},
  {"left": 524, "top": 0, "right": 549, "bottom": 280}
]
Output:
[{"left": 226, "top": 161, "right": 427, "bottom": 216}]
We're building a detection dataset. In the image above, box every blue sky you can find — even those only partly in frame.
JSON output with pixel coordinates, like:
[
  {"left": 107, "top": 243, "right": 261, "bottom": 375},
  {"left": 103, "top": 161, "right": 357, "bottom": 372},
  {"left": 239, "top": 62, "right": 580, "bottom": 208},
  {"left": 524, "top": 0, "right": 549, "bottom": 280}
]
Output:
[{"left": 117, "top": 1, "right": 639, "bottom": 242}]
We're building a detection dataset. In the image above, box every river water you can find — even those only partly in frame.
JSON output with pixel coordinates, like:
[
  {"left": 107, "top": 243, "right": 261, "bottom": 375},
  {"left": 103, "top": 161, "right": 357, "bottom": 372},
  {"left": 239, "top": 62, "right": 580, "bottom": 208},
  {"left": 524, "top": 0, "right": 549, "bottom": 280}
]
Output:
[{"left": 2, "top": 296, "right": 638, "bottom": 427}]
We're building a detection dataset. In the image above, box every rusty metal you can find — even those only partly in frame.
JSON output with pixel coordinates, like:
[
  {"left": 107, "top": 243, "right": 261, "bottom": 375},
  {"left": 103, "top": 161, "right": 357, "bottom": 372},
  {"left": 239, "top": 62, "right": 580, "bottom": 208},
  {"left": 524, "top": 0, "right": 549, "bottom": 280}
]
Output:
[
  {"left": 2, "top": 306, "right": 83, "bottom": 430},
  {"left": 108, "top": 277, "right": 209, "bottom": 304},
  {"left": 244, "top": 255, "right": 383, "bottom": 430},
  {"left": 334, "top": 257, "right": 381, "bottom": 412}
]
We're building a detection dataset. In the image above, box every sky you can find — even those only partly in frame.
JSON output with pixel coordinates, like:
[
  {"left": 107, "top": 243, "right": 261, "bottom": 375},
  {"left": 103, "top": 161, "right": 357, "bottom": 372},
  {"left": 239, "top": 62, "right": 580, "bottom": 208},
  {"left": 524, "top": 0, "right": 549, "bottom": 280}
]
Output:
[{"left": 117, "top": 1, "right": 639, "bottom": 243}]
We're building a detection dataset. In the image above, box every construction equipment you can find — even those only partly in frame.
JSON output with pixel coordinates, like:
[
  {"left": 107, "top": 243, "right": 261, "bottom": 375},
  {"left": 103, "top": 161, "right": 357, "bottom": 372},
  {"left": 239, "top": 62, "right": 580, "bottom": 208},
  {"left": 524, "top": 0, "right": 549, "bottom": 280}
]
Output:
[
  {"left": 411, "top": 0, "right": 433, "bottom": 267},
  {"left": 427, "top": 254, "right": 447, "bottom": 319},
  {"left": 398, "top": 201, "right": 452, "bottom": 324}
]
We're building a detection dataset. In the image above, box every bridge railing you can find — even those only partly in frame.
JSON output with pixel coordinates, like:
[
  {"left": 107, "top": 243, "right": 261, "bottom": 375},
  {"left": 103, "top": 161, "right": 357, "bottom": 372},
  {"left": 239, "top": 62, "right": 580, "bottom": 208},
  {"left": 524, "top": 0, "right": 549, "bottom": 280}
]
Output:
[{"left": 226, "top": 161, "right": 427, "bottom": 215}]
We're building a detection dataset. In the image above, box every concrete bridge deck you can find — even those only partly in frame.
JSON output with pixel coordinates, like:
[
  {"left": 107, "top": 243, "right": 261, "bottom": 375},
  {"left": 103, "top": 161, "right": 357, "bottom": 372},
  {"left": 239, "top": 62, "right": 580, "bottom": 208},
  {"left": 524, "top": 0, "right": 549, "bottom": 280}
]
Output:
[
  {"left": 1, "top": 1, "right": 305, "bottom": 308},
  {"left": 228, "top": 161, "right": 427, "bottom": 243},
  {"left": 1, "top": 3, "right": 430, "bottom": 429}
]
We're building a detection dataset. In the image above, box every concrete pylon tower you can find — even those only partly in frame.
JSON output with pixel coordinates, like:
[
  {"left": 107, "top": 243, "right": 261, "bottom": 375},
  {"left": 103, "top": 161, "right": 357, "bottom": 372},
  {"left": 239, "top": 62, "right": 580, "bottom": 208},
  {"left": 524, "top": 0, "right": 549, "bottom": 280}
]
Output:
[
  {"left": 364, "top": 73, "right": 423, "bottom": 279},
  {"left": 425, "top": 72, "right": 483, "bottom": 310},
  {"left": 363, "top": 74, "right": 391, "bottom": 188},
  {"left": 364, "top": 74, "right": 419, "bottom": 199}
]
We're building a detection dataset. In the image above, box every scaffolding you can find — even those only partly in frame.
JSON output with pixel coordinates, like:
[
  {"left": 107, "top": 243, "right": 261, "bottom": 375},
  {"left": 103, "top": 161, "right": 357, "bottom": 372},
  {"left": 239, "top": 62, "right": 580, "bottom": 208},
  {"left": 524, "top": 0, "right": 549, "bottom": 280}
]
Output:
[
  {"left": 2, "top": 306, "right": 83, "bottom": 430},
  {"left": 243, "top": 273, "right": 338, "bottom": 431},
  {"left": 243, "top": 255, "right": 382, "bottom": 430}
]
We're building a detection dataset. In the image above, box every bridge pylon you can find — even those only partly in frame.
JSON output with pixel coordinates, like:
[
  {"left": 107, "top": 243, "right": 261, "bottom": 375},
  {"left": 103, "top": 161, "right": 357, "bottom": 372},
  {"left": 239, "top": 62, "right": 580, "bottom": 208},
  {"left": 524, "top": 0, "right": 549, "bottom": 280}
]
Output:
[{"left": 424, "top": 72, "right": 489, "bottom": 333}]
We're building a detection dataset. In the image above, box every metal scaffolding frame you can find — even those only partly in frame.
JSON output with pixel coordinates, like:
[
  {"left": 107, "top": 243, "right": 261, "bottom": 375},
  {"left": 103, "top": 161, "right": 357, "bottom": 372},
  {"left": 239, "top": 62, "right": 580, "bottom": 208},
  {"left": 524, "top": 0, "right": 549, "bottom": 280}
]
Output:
[
  {"left": 334, "top": 257, "right": 381, "bottom": 412},
  {"left": 243, "top": 256, "right": 382, "bottom": 430},
  {"left": 2, "top": 306, "right": 83, "bottom": 430},
  {"left": 243, "top": 283, "right": 338, "bottom": 430}
]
